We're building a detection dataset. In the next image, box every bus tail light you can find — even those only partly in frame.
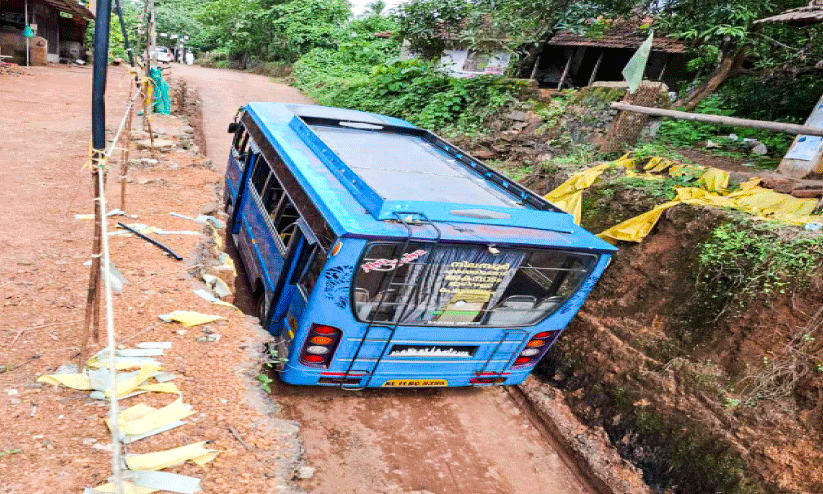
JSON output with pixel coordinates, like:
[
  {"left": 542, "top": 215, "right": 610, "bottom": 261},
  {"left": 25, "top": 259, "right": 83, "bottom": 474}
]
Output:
[
  {"left": 299, "top": 324, "right": 342, "bottom": 368},
  {"left": 512, "top": 331, "right": 558, "bottom": 368}
]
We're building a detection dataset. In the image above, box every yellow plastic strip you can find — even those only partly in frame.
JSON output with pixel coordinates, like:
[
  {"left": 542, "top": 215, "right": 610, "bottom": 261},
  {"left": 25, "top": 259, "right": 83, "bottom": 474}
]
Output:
[{"left": 125, "top": 441, "right": 220, "bottom": 471}]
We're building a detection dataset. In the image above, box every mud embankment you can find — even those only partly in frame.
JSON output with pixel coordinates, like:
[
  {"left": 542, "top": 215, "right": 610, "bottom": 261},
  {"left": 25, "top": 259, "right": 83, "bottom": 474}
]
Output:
[{"left": 527, "top": 183, "right": 823, "bottom": 494}]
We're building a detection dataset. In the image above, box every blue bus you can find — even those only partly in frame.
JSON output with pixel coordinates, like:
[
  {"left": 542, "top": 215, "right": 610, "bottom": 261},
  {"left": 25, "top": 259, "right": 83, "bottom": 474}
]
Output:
[{"left": 224, "top": 103, "right": 616, "bottom": 388}]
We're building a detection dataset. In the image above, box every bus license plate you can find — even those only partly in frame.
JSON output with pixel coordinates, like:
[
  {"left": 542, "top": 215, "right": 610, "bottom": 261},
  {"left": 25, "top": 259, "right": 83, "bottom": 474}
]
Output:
[{"left": 382, "top": 379, "right": 448, "bottom": 387}]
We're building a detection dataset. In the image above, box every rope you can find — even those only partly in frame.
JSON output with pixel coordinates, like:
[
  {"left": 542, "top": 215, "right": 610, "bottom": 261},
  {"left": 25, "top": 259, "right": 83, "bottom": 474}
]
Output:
[
  {"left": 85, "top": 77, "right": 143, "bottom": 494},
  {"left": 92, "top": 149, "right": 123, "bottom": 494}
]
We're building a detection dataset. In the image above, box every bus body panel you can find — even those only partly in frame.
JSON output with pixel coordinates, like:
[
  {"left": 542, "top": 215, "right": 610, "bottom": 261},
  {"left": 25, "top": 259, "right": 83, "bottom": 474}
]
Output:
[
  {"left": 278, "top": 239, "right": 611, "bottom": 388},
  {"left": 236, "top": 190, "right": 285, "bottom": 295}
]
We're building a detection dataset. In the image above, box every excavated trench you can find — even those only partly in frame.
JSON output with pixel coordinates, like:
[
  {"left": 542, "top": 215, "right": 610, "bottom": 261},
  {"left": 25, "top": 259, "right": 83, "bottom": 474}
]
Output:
[{"left": 526, "top": 177, "right": 823, "bottom": 494}]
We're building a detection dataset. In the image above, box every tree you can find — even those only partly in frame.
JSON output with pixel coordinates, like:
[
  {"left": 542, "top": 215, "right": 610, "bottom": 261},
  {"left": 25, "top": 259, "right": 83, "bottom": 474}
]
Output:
[
  {"left": 394, "top": 0, "right": 474, "bottom": 60},
  {"left": 654, "top": 0, "right": 817, "bottom": 109},
  {"left": 365, "top": 0, "right": 387, "bottom": 16}
]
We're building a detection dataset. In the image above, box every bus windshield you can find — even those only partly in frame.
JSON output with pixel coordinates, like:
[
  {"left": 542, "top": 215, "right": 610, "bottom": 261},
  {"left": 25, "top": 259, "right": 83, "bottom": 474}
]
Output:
[{"left": 353, "top": 242, "right": 597, "bottom": 327}]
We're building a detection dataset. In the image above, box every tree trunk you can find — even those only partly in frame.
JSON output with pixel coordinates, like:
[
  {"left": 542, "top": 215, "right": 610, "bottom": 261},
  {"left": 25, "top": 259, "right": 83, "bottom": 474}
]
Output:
[{"left": 679, "top": 44, "right": 749, "bottom": 111}]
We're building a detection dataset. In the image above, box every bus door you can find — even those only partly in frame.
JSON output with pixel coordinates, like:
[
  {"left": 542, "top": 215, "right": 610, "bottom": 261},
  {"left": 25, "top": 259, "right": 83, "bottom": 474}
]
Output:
[{"left": 265, "top": 218, "right": 316, "bottom": 331}]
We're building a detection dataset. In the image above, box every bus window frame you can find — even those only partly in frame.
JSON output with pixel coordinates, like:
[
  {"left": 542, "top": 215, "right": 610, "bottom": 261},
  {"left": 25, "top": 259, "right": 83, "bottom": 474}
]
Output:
[
  {"left": 297, "top": 244, "right": 328, "bottom": 300},
  {"left": 241, "top": 112, "right": 336, "bottom": 250},
  {"left": 349, "top": 241, "right": 598, "bottom": 329},
  {"left": 232, "top": 125, "right": 250, "bottom": 169}
]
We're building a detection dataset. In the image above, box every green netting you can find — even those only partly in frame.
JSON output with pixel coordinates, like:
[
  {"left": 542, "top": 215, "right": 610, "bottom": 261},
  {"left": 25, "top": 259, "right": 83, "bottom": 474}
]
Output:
[{"left": 149, "top": 67, "right": 171, "bottom": 115}]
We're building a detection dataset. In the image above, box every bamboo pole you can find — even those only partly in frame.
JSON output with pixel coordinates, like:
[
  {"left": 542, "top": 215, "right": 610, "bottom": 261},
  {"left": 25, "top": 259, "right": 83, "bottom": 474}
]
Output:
[
  {"left": 79, "top": 177, "right": 102, "bottom": 368},
  {"left": 611, "top": 102, "right": 823, "bottom": 137},
  {"left": 120, "top": 85, "right": 133, "bottom": 211},
  {"left": 557, "top": 52, "right": 573, "bottom": 91},
  {"left": 588, "top": 50, "right": 604, "bottom": 87}
]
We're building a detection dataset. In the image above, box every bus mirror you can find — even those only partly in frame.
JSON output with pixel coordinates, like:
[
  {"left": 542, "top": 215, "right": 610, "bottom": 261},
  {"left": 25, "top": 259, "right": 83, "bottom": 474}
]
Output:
[{"left": 227, "top": 122, "right": 239, "bottom": 134}]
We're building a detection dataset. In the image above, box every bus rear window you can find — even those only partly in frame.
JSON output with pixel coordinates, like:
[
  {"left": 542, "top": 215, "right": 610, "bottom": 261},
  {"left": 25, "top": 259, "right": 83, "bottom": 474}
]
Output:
[{"left": 353, "top": 243, "right": 597, "bottom": 327}]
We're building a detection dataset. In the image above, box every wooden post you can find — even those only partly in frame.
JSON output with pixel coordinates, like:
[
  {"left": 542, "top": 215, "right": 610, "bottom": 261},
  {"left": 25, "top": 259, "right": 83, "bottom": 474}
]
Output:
[
  {"left": 530, "top": 54, "right": 541, "bottom": 80},
  {"left": 657, "top": 53, "right": 670, "bottom": 82},
  {"left": 79, "top": 166, "right": 102, "bottom": 367},
  {"left": 120, "top": 84, "right": 134, "bottom": 211},
  {"left": 588, "top": 49, "right": 604, "bottom": 87},
  {"left": 557, "top": 49, "right": 573, "bottom": 91},
  {"left": 611, "top": 102, "right": 823, "bottom": 137}
]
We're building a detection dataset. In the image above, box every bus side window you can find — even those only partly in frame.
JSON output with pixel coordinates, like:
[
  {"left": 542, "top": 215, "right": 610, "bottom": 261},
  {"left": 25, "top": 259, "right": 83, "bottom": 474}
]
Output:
[
  {"left": 233, "top": 126, "right": 250, "bottom": 166},
  {"left": 251, "top": 156, "right": 271, "bottom": 195},
  {"left": 262, "top": 172, "right": 284, "bottom": 215},
  {"left": 299, "top": 248, "right": 328, "bottom": 297},
  {"left": 272, "top": 196, "right": 300, "bottom": 245}
]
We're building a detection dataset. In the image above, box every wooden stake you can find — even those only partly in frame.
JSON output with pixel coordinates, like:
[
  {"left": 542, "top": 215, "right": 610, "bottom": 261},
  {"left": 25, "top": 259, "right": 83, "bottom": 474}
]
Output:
[
  {"left": 588, "top": 49, "right": 604, "bottom": 87},
  {"left": 79, "top": 163, "right": 103, "bottom": 368},
  {"left": 557, "top": 52, "right": 573, "bottom": 91},
  {"left": 120, "top": 84, "right": 134, "bottom": 211}
]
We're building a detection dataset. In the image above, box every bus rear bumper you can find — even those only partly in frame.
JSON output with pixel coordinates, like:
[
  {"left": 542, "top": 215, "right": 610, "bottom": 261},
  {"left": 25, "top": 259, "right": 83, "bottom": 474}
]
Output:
[{"left": 279, "top": 365, "right": 532, "bottom": 388}]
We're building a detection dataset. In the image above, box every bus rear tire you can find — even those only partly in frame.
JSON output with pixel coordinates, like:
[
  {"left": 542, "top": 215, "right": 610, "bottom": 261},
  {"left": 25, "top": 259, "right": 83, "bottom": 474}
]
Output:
[{"left": 256, "top": 291, "right": 268, "bottom": 324}]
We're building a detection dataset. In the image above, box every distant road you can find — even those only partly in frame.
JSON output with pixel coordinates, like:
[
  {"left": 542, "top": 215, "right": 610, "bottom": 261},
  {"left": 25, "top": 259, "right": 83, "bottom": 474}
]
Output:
[{"left": 172, "top": 63, "right": 312, "bottom": 168}]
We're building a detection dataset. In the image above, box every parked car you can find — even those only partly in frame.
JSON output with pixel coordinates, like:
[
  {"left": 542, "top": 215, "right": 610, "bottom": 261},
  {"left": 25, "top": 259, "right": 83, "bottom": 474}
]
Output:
[{"left": 152, "top": 46, "right": 174, "bottom": 63}]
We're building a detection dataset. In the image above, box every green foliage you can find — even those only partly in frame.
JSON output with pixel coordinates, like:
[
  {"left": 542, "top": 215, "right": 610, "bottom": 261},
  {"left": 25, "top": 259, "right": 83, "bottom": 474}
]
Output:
[
  {"left": 719, "top": 72, "right": 823, "bottom": 124},
  {"left": 698, "top": 223, "right": 823, "bottom": 307},
  {"left": 195, "top": 0, "right": 350, "bottom": 65},
  {"left": 86, "top": 0, "right": 141, "bottom": 62},
  {"left": 296, "top": 52, "right": 525, "bottom": 135},
  {"left": 535, "top": 92, "right": 574, "bottom": 133},
  {"left": 394, "top": 0, "right": 473, "bottom": 60},
  {"left": 256, "top": 373, "right": 273, "bottom": 393}
]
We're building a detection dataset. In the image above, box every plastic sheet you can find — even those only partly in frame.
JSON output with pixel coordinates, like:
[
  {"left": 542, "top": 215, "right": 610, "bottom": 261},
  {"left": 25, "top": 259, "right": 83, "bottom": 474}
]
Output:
[
  {"left": 544, "top": 162, "right": 614, "bottom": 224},
  {"left": 158, "top": 310, "right": 225, "bottom": 327},
  {"left": 598, "top": 200, "right": 681, "bottom": 243},
  {"left": 37, "top": 373, "right": 92, "bottom": 390},
  {"left": 697, "top": 168, "right": 730, "bottom": 193},
  {"left": 125, "top": 441, "right": 220, "bottom": 471}
]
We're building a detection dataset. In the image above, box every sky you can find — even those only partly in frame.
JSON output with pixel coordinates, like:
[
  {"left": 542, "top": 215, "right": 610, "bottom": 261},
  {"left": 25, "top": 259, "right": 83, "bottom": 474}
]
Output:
[{"left": 349, "top": 0, "right": 410, "bottom": 16}]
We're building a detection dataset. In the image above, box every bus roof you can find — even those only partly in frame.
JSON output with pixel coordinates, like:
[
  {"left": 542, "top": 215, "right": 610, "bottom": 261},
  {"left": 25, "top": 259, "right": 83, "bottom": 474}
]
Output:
[{"left": 243, "top": 103, "right": 616, "bottom": 254}]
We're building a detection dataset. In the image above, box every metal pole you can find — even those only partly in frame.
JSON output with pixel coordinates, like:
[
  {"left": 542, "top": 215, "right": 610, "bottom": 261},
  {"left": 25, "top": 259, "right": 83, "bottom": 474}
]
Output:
[
  {"left": 24, "top": 0, "right": 29, "bottom": 67},
  {"left": 113, "top": 0, "right": 134, "bottom": 66}
]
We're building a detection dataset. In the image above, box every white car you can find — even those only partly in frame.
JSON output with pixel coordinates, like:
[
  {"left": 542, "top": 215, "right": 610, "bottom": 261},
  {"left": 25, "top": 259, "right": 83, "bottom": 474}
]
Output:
[{"left": 152, "top": 46, "right": 174, "bottom": 63}]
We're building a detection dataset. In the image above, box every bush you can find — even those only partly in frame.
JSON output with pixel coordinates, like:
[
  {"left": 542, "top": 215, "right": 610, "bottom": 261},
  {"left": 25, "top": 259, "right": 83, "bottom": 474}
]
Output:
[{"left": 295, "top": 56, "right": 526, "bottom": 135}]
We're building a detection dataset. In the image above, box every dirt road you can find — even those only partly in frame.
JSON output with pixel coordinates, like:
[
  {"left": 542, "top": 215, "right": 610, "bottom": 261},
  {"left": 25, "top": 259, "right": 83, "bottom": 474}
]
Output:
[
  {"left": 174, "top": 64, "right": 592, "bottom": 494},
  {"left": 171, "top": 64, "right": 311, "bottom": 165}
]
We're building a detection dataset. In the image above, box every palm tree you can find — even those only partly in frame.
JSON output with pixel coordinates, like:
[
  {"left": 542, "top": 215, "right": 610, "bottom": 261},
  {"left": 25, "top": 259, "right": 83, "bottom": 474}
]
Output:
[{"left": 366, "top": 0, "right": 387, "bottom": 16}]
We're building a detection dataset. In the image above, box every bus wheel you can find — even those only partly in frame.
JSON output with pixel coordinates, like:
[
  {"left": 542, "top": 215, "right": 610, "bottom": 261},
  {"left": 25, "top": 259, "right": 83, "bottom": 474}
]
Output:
[{"left": 256, "top": 292, "right": 268, "bottom": 323}]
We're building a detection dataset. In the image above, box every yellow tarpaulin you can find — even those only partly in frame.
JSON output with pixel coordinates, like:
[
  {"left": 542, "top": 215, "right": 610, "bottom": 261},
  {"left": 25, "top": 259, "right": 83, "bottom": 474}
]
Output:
[
  {"left": 125, "top": 441, "right": 220, "bottom": 471},
  {"left": 598, "top": 200, "right": 681, "bottom": 243},
  {"left": 697, "top": 168, "right": 730, "bottom": 193},
  {"left": 543, "top": 156, "right": 821, "bottom": 243},
  {"left": 544, "top": 162, "right": 614, "bottom": 224},
  {"left": 599, "top": 184, "right": 823, "bottom": 243}
]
